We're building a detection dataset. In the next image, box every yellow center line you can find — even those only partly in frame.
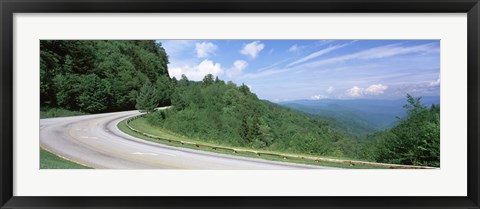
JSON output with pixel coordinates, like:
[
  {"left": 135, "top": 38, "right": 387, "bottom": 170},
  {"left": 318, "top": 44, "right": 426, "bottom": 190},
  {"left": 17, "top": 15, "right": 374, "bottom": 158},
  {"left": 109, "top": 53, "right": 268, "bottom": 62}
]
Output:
[{"left": 65, "top": 115, "right": 188, "bottom": 169}]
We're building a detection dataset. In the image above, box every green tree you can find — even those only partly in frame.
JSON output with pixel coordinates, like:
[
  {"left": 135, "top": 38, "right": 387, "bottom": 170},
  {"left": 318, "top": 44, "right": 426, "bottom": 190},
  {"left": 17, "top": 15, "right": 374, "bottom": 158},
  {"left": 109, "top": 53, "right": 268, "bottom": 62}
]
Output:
[
  {"left": 136, "top": 80, "right": 158, "bottom": 113},
  {"left": 40, "top": 40, "right": 171, "bottom": 113},
  {"left": 202, "top": 74, "right": 214, "bottom": 86},
  {"left": 238, "top": 83, "right": 250, "bottom": 95},
  {"left": 373, "top": 94, "right": 440, "bottom": 167},
  {"left": 155, "top": 75, "right": 173, "bottom": 106},
  {"left": 144, "top": 75, "right": 355, "bottom": 158},
  {"left": 63, "top": 55, "right": 74, "bottom": 73},
  {"left": 77, "top": 74, "right": 111, "bottom": 113},
  {"left": 239, "top": 116, "right": 251, "bottom": 143},
  {"left": 53, "top": 74, "right": 82, "bottom": 110},
  {"left": 179, "top": 74, "right": 190, "bottom": 86}
]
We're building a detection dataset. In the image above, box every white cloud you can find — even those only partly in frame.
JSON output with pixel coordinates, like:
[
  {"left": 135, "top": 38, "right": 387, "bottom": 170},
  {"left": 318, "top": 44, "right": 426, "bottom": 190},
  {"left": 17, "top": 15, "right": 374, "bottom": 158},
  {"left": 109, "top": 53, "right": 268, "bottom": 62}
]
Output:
[
  {"left": 232, "top": 42, "right": 438, "bottom": 81},
  {"left": 364, "top": 84, "right": 388, "bottom": 95},
  {"left": 346, "top": 84, "right": 388, "bottom": 97},
  {"left": 307, "top": 86, "right": 335, "bottom": 101},
  {"left": 226, "top": 60, "right": 248, "bottom": 78},
  {"left": 429, "top": 77, "right": 440, "bottom": 86},
  {"left": 242, "top": 67, "right": 291, "bottom": 79},
  {"left": 168, "top": 59, "right": 223, "bottom": 81},
  {"left": 359, "top": 43, "right": 438, "bottom": 59},
  {"left": 234, "top": 60, "right": 248, "bottom": 70},
  {"left": 240, "top": 41, "right": 264, "bottom": 59},
  {"left": 392, "top": 82, "right": 440, "bottom": 98},
  {"left": 289, "top": 44, "right": 304, "bottom": 52},
  {"left": 310, "top": 95, "right": 327, "bottom": 100},
  {"left": 301, "top": 43, "right": 438, "bottom": 68},
  {"left": 287, "top": 43, "right": 349, "bottom": 67},
  {"left": 195, "top": 42, "right": 218, "bottom": 58},
  {"left": 326, "top": 86, "right": 335, "bottom": 94},
  {"left": 346, "top": 86, "right": 363, "bottom": 97}
]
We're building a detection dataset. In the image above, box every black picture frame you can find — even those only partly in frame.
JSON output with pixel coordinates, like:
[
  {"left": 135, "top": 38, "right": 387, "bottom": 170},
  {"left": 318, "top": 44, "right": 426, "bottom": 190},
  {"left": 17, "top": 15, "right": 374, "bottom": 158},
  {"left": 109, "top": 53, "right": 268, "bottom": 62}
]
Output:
[{"left": 1, "top": 0, "right": 479, "bottom": 208}]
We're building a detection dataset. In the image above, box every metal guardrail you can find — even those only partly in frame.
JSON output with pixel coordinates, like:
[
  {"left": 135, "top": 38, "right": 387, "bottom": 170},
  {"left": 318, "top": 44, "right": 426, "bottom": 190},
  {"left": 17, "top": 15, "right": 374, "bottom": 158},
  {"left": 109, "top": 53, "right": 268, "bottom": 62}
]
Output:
[{"left": 125, "top": 114, "right": 436, "bottom": 169}]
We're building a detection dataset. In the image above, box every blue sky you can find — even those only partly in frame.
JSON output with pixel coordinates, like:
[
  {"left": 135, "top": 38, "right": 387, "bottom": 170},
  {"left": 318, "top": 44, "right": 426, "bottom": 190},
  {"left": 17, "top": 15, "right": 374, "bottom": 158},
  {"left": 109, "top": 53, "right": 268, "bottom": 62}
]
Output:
[{"left": 156, "top": 40, "right": 440, "bottom": 102}]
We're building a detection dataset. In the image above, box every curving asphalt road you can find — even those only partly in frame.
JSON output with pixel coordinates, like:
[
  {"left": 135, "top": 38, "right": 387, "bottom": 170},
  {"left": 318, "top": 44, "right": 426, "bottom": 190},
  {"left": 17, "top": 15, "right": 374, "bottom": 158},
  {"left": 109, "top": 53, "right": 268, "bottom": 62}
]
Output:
[{"left": 40, "top": 110, "right": 334, "bottom": 169}]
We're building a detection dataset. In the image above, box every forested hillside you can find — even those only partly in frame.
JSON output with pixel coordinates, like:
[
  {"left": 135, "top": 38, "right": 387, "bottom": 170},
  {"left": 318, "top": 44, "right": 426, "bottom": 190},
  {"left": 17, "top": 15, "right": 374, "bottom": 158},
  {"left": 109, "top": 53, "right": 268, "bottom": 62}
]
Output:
[
  {"left": 142, "top": 74, "right": 440, "bottom": 166},
  {"left": 40, "top": 40, "right": 440, "bottom": 167},
  {"left": 145, "top": 75, "right": 359, "bottom": 157},
  {"left": 40, "top": 40, "right": 170, "bottom": 113}
]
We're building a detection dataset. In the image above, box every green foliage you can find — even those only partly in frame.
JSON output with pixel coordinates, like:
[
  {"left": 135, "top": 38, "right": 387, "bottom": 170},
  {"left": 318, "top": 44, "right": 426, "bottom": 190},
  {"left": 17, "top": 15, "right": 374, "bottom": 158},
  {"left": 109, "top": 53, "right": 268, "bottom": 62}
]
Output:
[
  {"left": 40, "top": 108, "right": 87, "bottom": 119},
  {"left": 146, "top": 74, "right": 358, "bottom": 157},
  {"left": 146, "top": 75, "right": 440, "bottom": 166},
  {"left": 40, "top": 148, "right": 90, "bottom": 169},
  {"left": 136, "top": 80, "right": 159, "bottom": 113},
  {"left": 77, "top": 74, "right": 111, "bottom": 113},
  {"left": 40, "top": 40, "right": 170, "bottom": 113},
  {"left": 366, "top": 94, "right": 440, "bottom": 167},
  {"left": 155, "top": 75, "right": 174, "bottom": 106},
  {"left": 202, "top": 74, "right": 214, "bottom": 86}
]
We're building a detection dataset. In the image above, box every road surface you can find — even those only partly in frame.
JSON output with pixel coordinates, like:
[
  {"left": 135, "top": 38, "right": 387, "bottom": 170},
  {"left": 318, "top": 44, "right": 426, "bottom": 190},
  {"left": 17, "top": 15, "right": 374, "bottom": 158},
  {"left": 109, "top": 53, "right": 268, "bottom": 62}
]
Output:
[{"left": 40, "top": 110, "right": 334, "bottom": 169}]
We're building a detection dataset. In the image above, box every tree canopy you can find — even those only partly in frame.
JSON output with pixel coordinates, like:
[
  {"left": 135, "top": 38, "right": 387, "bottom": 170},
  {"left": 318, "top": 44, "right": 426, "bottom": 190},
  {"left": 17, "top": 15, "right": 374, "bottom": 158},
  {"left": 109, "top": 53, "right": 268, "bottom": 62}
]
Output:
[
  {"left": 135, "top": 80, "right": 159, "bottom": 113},
  {"left": 146, "top": 74, "right": 359, "bottom": 157},
  {"left": 40, "top": 40, "right": 170, "bottom": 113}
]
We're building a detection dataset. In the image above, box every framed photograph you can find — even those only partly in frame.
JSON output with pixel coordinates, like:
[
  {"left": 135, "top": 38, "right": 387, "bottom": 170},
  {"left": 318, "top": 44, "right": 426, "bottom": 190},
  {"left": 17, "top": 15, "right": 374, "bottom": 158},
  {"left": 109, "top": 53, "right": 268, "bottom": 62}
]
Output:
[{"left": 1, "top": 0, "right": 479, "bottom": 208}]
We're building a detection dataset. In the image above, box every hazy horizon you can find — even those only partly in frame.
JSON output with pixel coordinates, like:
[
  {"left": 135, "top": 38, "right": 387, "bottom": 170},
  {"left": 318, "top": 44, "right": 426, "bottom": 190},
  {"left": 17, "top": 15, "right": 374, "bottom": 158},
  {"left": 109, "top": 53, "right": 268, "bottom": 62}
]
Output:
[{"left": 274, "top": 95, "right": 440, "bottom": 104}]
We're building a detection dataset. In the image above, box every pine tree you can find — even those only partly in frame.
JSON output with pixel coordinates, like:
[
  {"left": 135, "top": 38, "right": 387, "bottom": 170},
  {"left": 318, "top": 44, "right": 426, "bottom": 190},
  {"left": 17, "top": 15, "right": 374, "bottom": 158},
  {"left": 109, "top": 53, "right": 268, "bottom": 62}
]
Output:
[
  {"left": 155, "top": 75, "right": 173, "bottom": 106},
  {"left": 239, "top": 116, "right": 251, "bottom": 143},
  {"left": 202, "top": 74, "right": 214, "bottom": 86},
  {"left": 239, "top": 83, "right": 250, "bottom": 95},
  {"left": 136, "top": 80, "right": 158, "bottom": 113}
]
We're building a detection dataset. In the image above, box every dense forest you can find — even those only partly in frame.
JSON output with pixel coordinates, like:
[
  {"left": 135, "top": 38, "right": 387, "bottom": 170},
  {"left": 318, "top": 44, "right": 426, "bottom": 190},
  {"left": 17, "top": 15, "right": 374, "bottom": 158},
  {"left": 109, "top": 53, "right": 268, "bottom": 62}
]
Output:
[
  {"left": 40, "top": 40, "right": 171, "bottom": 113},
  {"left": 40, "top": 40, "right": 440, "bottom": 167},
  {"left": 144, "top": 75, "right": 357, "bottom": 157}
]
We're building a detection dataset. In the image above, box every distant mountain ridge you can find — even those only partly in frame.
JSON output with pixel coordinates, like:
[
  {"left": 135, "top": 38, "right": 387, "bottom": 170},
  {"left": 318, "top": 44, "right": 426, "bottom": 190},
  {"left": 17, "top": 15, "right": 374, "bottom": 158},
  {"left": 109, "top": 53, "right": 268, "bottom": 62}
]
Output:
[{"left": 279, "top": 96, "right": 440, "bottom": 137}]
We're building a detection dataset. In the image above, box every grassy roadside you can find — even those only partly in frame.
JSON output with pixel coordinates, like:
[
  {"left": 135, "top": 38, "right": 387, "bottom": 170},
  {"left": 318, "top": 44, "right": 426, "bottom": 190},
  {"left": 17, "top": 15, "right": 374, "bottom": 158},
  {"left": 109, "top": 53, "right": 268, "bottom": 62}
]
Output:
[
  {"left": 118, "top": 117, "right": 382, "bottom": 169},
  {"left": 40, "top": 148, "right": 91, "bottom": 169},
  {"left": 40, "top": 108, "right": 88, "bottom": 119}
]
